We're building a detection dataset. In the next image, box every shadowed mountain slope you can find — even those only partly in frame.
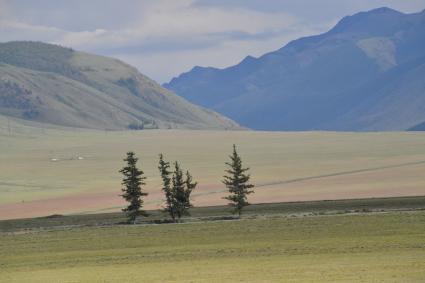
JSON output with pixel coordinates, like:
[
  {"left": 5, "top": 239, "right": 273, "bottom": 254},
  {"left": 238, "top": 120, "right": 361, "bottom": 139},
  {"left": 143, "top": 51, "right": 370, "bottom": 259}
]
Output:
[{"left": 165, "top": 7, "right": 425, "bottom": 131}]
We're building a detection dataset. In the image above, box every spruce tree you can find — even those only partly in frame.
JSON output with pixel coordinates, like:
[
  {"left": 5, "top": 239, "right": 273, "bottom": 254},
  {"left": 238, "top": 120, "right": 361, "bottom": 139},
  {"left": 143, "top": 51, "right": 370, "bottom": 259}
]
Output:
[
  {"left": 223, "top": 144, "right": 254, "bottom": 216},
  {"left": 158, "top": 153, "right": 175, "bottom": 221},
  {"left": 184, "top": 171, "right": 197, "bottom": 210},
  {"left": 172, "top": 161, "right": 186, "bottom": 220},
  {"left": 119, "top": 151, "right": 148, "bottom": 223},
  {"left": 171, "top": 162, "right": 197, "bottom": 221}
]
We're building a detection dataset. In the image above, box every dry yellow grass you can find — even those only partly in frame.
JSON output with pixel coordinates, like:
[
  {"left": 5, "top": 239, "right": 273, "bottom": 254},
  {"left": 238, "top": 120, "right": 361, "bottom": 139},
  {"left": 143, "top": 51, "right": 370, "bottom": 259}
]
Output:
[{"left": 1, "top": 117, "right": 425, "bottom": 219}]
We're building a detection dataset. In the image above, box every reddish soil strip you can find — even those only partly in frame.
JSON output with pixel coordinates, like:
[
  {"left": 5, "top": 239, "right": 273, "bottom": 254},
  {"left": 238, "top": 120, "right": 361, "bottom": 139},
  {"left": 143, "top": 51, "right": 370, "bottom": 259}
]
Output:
[
  {"left": 2, "top": 163, "right": 425, "bottom": 220},
  {"left": 1, "top": 186, "right": 424, "bottom": 220},
  {"left": 0, "top": 191, "right": 124, "bottom": 220}
]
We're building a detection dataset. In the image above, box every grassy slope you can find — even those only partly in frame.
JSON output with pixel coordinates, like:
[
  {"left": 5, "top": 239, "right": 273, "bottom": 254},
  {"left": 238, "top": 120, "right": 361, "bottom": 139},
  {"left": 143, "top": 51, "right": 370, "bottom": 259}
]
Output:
[
  {"left": 1, "top": 210, "right": 424, "bottom": 282},
  {"left": 0, "top": 41, "right": 238, "bottom": 130},
  {"left": 1, "top": 118, "right": 425, "bottom": 218}
]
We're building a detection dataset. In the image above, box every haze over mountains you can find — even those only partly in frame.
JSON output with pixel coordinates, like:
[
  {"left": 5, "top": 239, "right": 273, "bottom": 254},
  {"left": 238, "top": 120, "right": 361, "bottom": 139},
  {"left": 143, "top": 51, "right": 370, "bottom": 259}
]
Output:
[
  {"left": 0, "top": 42, "right": 239, "bottom": 130},
  {"left": 165, "top": 7, "right": 425, "bottom": 131}
]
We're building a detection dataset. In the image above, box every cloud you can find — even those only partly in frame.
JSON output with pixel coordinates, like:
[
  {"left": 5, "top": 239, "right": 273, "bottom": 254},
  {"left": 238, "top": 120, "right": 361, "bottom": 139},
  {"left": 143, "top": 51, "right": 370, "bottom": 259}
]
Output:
[
  {"left": 1, "top": 0, "right": 311, "bottom": 82},
  {"left": 0, "top": 0, "right": 424, "bottom": 82},
  {"left": 55, "top": 1, "right": 300, "bottom": 50},
  {"left": 0, "top": 20, "right": 64, "bottom": 42},
  {"left": 111, "top": 17, "right": 329, "bottom": 82}
]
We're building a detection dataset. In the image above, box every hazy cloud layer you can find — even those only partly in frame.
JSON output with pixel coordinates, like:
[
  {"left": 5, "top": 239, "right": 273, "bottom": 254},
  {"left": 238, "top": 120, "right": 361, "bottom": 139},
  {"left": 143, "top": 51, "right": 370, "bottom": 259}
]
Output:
[{"left": 0, "top": 0, "right": 424, "bottom": 82}]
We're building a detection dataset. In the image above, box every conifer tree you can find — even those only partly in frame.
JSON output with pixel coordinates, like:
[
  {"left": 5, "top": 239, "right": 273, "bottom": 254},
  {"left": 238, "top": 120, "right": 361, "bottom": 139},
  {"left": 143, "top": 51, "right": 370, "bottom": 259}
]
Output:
[
  {"left": 184, "top": 171, "right": 197, "bottom": 209},
  {"left": 119, "top": 151, "right": 148, "bottom": 223},
  {"left": 158, "top": 153, "right": 175, "bottom": 221},
  {"left": 223, "top": 144, "right": 254, "bottom": 216},
  {"left": 171, "top": 162, "right": 197, "bottom": 221},
  {"left": 172, "top": 161, "right": 186, "bottom": 220}
]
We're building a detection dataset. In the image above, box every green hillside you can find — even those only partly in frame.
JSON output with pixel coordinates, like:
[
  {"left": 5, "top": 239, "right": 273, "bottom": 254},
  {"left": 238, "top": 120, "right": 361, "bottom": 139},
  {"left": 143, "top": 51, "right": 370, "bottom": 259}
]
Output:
[{"left": 0, "top": 41, "right": 239, "bottom": 130}]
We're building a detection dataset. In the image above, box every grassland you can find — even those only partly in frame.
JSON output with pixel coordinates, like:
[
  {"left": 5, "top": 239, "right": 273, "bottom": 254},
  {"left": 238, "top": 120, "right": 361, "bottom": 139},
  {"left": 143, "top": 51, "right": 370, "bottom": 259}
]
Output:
[
  {"left": 1, "top": 207, "right": 424, "bottom": 282},
  {"left": 1, "top": 116, "right": 425, "bottom": 219},
  {"left": 1, "top": 196, "right": 424, "bottom": 233}
]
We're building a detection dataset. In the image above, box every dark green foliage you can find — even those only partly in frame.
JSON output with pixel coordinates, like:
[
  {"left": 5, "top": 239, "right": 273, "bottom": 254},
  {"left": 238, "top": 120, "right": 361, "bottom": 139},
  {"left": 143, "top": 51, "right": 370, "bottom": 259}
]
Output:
[
  {"left": 0, "top": 41, "right": 85, "bottom": 82},
  {"left": 158, "top": 154, "right": 175, "bottom": 221},
  {"left": 173, "top": 163, "right": 197, "bottom": 220},
  {"left": 0, "top": 80, "right": 41, "bottom": 119},
  {"left": 185, "top": 171, "right": 197, "bottom": 208},
  {"left": 172, "top": 162, "right": 187, "bottom": 220},
  {"left": 119, "top": 151, "right": 148, "bottom": 223},
  {"left": 128, "top": 122, "right": 144, "bottom": 130},
  {"left": 159, "top": 155, "right": 197, "bottom": 222},
  {"left": 116, "top": 78, "right": 140, "bottom": 97},
  {"left": 223, "top": 145, "right": 254, "bottom": 216},
  {"left": 0, "top": 80, "right": 35, "bottom": 109},
  {"left": 22, "top": 109, "right": 40, "bottom": 119},
  {"left": 128, "top": 120, "right": 160, "bottom": 130}
]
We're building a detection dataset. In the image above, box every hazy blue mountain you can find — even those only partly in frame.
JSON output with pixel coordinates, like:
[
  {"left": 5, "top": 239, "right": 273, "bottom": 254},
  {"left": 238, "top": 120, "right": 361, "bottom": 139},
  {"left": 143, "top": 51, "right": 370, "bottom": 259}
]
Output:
[
  {"left": 408, "top": 120, "right": 425, "bottom": 131},
  {"left": 0, "top": 41, "right": 240, "bottom": 130},
  {"left": 165, "top": 7, "right": 425, "bottom": 131}
]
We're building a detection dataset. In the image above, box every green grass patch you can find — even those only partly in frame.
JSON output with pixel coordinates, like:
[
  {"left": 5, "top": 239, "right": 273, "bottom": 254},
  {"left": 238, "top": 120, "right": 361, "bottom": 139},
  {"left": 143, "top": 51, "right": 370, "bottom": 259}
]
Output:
[
  {"left": 1, "top": 196, "right": 425, "bottom": 232},
  {"left": 0, "top": 210, "right": 424, "bottom": 282}
]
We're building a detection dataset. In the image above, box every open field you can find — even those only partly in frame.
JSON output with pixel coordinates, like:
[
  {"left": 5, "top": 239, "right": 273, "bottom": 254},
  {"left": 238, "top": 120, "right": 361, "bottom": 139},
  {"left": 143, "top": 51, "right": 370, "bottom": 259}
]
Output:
[
  {"left": 1, "top": 116, "right": 425, "bottom": 219},
  {"left": 1, "top": 196, "right": 425, "bottom": 233},
  {"left": 1, "top": 207, "right": 424, "bottom": 282}
]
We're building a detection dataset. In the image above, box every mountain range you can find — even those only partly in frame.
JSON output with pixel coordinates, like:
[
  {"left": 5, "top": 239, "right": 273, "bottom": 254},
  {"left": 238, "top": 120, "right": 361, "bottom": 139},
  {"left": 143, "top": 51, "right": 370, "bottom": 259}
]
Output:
[
  {"left": 0, "top": 41, "right": 239, "bottom": 130},
  {"left": 165, "top": 7, "right": 425, "bottom": 131}
]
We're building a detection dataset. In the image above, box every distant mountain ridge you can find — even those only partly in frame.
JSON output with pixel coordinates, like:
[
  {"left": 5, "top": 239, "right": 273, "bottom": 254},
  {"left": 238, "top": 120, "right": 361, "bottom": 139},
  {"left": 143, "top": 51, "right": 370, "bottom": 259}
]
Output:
[
  {"left": 165, "top": 7, "right": 425, "bottom": 131},
  {"left": 0, "top": 41, "right": 240, "bottom": 130}
]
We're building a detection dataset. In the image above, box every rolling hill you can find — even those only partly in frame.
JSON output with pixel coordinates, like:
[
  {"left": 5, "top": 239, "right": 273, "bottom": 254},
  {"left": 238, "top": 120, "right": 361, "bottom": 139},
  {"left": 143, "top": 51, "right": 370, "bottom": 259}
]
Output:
[
  {"left": 0, "top": 41, "right": 239, "bottom": 130},
  {"left": 165, "top": 7, "right": 425, "bottom": 131}
]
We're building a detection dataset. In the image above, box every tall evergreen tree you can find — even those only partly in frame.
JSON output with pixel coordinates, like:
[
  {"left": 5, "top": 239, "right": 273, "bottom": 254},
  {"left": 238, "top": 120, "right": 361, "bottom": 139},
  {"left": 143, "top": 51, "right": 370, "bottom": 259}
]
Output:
[
  {"left": 223, "top": 144, "right": 254, "bottom": 216},
  {"left": 171, "top": 162, "right": 197, "bottom": 221},
  {"left": 119, "top": 151, "right": 148, "bottom": 223},
  {"left": 158, "top": 153, "right": 175, "bottom": 221},
  {"left": 184, "top": 171, "right": 197, "bottom": 209},
  {"left": 172, "top": 161, "right": 186, "bottom": 220}
]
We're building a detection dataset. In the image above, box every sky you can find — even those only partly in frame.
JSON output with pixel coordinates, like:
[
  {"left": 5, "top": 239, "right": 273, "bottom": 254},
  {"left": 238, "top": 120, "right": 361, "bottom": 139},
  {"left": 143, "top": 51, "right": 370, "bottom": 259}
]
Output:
[{"left": 0, "top": 0, "right": 424, "bottom": 83}]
